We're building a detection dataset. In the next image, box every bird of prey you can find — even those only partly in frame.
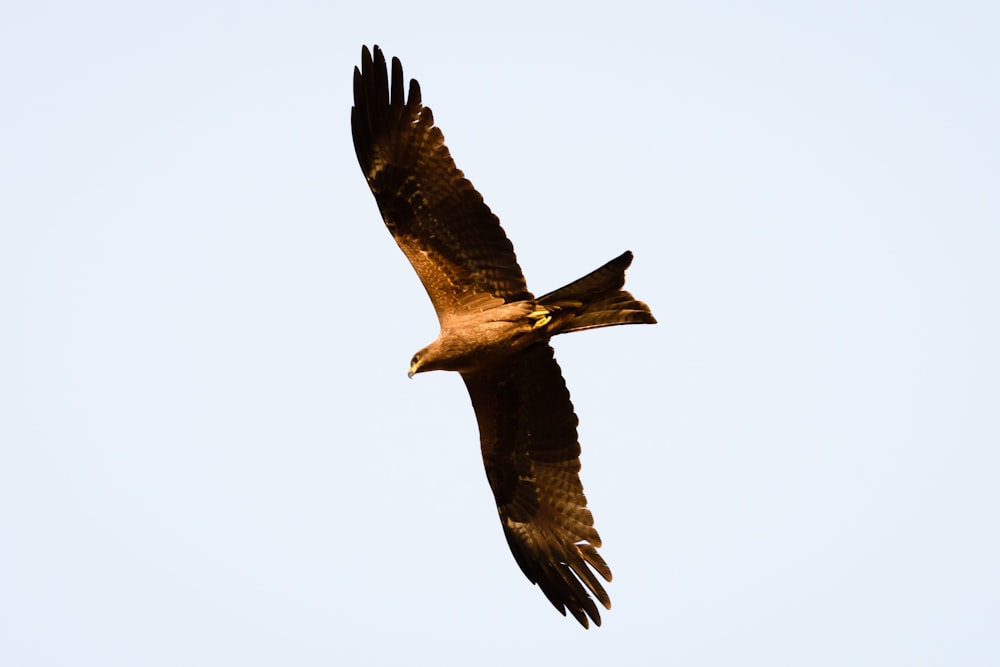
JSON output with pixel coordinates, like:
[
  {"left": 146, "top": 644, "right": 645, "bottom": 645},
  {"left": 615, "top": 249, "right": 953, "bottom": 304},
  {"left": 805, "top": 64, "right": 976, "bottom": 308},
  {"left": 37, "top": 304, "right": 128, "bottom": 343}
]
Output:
[{"left": 351, "top": 45, "right": 655, "bottom": 628}]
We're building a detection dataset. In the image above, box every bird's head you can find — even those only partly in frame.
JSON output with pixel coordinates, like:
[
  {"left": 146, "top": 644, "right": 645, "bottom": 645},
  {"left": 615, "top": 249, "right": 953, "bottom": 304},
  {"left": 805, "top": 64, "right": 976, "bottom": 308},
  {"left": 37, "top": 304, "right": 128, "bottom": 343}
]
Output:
[
  {"left": 408, "top": 348, "right": 429, "bottom": 379},
  {"left": 407, "top": 354, "right": 422, "bottom": 379},
  {"left": 408, "top": 341, "right": 452, "bottom": 378}
]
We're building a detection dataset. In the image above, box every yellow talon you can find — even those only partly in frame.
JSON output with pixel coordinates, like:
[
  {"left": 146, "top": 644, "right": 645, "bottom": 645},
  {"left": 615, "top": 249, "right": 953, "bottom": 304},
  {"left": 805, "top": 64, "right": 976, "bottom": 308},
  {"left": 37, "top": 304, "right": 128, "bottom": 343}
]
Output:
[{"left": 529, "top": 308, "right": 552, "bottom": 329}]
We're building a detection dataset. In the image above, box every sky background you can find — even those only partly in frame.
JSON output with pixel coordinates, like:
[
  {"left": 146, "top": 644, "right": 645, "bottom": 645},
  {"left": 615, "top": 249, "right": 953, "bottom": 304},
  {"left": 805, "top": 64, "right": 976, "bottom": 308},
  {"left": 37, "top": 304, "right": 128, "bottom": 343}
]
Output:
[{"left": 2, "top": 1, "right": 998, "bottom": 665}]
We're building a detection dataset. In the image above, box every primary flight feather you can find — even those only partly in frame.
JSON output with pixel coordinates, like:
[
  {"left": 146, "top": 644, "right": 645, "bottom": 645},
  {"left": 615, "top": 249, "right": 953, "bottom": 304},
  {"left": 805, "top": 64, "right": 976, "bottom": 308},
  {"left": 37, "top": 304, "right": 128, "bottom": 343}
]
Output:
[{"left": 351, "top": 45, "right": 655, "bottom": 627}]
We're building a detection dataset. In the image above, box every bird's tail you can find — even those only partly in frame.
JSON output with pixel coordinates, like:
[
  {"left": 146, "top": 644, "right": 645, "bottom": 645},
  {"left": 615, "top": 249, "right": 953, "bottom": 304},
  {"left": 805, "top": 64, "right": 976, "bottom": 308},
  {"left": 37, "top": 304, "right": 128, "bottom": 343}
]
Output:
[{"left": 538, "top": 251, "right": 656, "bottom": 334}]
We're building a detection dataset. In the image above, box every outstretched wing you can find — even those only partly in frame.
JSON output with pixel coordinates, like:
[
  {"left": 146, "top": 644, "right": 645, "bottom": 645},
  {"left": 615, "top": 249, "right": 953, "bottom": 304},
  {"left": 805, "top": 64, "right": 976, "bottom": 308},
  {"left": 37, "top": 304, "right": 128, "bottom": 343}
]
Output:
[
  {"left": 461, "top": 343, "right": 612, "bottom": 628},
  {"left": 352, "top": 45, "right": 532, "bottom": 319}
]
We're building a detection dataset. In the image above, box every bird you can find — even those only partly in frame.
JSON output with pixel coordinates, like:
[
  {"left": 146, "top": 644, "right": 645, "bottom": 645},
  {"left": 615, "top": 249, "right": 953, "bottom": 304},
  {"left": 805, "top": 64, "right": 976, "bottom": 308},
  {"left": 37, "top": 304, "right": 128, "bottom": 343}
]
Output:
[{"left": 351, "top": 45, "right": 656, "bottom": 628}]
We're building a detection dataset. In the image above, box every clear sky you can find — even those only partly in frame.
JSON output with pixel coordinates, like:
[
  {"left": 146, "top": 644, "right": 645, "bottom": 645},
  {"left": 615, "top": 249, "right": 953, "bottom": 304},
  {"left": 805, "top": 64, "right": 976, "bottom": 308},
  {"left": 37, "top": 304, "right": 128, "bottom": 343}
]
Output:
[{"left": 2, "top": 1, "right": 998, "bottom": 665}]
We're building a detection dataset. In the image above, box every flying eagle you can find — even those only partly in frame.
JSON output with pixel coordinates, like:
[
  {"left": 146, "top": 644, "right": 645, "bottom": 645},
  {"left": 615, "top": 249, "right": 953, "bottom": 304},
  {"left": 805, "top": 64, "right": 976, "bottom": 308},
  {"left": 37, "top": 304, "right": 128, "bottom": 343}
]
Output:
[{"left": 351, "top": 45, "right": 655, "bottom": 628}]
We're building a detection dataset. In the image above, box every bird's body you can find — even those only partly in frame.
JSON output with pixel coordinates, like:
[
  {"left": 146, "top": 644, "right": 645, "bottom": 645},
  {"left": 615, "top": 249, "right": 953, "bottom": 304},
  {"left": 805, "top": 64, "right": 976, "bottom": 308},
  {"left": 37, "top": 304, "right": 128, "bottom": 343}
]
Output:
[
  {"left": 409, "top": 299, "right": 546, "bottom": 376},
  {"left": 351, "top": 45, "right": 655, "bottom": 627}
]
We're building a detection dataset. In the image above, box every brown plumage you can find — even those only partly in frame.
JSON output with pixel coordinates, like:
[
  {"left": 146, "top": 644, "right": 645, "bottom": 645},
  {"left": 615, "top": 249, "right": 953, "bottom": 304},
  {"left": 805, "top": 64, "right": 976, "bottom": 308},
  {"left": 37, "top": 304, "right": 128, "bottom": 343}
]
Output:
[{"left": 351, "top": 45, "right": 655, "bottom": 628}]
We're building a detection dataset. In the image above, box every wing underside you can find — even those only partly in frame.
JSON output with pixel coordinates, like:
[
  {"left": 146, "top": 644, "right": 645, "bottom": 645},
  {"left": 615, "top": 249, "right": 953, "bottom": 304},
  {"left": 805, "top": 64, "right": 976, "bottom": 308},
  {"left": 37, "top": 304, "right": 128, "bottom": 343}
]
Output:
[
  {"left": 351, "top": 45, "right": 532, "bottom": 319},
  {"left": 462, "top": 343, "right": 611, "bottom": 628}
]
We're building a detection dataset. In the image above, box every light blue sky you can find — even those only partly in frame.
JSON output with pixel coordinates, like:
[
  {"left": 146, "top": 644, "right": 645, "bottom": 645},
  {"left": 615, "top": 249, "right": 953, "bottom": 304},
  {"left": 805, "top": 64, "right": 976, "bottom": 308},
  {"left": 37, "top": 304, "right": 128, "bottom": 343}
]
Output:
[{"left": 2, "top": 1, "right": 998, "bottom": 665}]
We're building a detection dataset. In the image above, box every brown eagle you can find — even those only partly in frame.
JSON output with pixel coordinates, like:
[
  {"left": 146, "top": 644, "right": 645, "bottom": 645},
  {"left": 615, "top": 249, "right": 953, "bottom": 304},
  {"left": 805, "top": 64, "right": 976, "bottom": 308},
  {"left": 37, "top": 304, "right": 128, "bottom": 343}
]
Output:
[{"left": 351, "top": 45, "right": 655, "bottom": 628}]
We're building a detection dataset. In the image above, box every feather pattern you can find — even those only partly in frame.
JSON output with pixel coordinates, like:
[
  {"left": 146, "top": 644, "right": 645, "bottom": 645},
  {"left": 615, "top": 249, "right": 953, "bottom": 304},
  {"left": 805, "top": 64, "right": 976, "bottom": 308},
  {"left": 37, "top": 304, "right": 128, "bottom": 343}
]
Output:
[
  {"left": 462, "top": 344, "right": 611, "bottom": 628},
  {"left": 352, "top": 45, "right": 532, "bottom": 320}
]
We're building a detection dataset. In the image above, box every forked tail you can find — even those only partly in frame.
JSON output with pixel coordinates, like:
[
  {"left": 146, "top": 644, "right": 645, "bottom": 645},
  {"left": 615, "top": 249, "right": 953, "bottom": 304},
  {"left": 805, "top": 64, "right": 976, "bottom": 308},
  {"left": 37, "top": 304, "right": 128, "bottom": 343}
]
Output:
[{"left": 538, "top": 251, "right": 656, "bottom": 334}]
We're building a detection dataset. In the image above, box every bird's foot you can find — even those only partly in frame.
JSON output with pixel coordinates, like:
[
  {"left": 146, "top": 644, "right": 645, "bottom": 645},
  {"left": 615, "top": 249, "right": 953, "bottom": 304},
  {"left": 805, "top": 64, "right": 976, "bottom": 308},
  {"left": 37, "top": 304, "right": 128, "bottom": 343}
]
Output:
[{"left": 529, "top": 308, "right": 552, "bottom": 329}]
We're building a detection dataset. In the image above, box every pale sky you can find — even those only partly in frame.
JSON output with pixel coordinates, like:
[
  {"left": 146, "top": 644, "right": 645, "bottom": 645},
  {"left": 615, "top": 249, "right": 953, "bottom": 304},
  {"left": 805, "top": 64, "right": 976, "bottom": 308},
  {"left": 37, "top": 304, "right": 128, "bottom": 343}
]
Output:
[{"left": 2, "top": 1, "right": 998, "bottom": 665}]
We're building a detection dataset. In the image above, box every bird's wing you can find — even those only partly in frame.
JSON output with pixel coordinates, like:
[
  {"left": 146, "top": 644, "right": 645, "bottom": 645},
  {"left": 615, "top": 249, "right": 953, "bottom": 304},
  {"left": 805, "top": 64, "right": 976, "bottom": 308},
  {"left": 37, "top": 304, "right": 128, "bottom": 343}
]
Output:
[
  {"left": 352, "top": 45, "right": 532, "bottom": 320},
  {"left": 461, "top": 343, "right": 611, "bottom": 628}
]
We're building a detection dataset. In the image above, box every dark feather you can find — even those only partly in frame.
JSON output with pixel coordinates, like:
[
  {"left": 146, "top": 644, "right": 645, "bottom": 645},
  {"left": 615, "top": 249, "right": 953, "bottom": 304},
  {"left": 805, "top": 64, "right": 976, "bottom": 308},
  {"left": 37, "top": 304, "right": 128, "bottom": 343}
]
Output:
[
  {"left": 462, "top": 344, "right": 611, "bottom": 628},
  {"left": 540, "top": 252, "right": 658, "bottom": 333},
  {"left": 352, "top": 45, "right": 532, "bottom": 320}
]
